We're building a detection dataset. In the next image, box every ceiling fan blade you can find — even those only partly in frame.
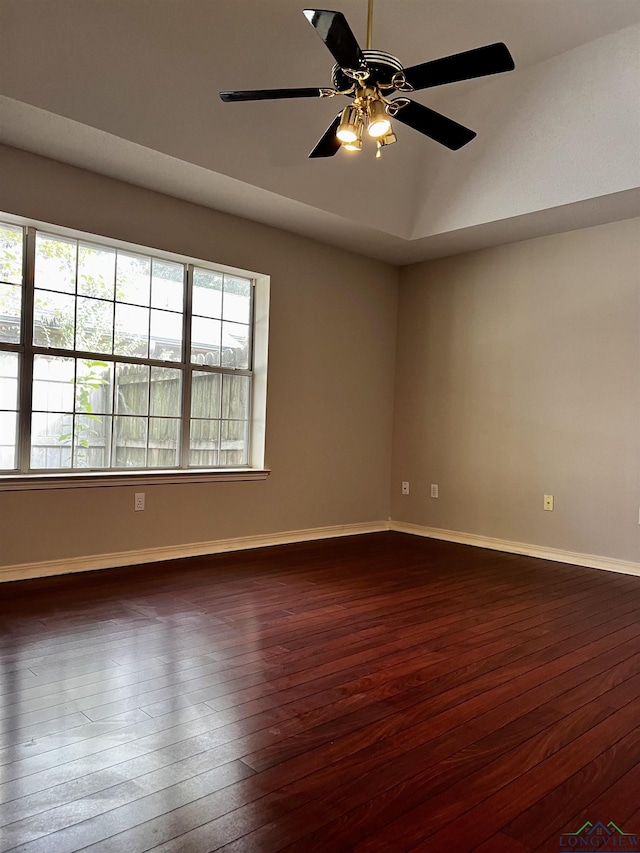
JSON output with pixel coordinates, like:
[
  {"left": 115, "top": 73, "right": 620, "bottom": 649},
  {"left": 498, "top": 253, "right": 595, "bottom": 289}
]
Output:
[
  {"left": 220, "top": 87, "right": 327, "bottom": 102},
  {"left": 392, "top": 100, "right": 476, "bottom": 150},
  {"left": 402, "top": 43, "right": 515, "bottom": 91},
  {"left": 303, "top": 9, "right": 366, "bottom": 71},
  {"left": 309, "top": 112, "right": 342, "bottom": 158}
]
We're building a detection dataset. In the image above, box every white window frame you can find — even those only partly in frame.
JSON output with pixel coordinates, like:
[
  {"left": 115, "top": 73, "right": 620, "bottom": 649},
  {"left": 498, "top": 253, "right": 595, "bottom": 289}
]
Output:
[{"left": 0, "top": 213, "right": 270, "bottom": 491}]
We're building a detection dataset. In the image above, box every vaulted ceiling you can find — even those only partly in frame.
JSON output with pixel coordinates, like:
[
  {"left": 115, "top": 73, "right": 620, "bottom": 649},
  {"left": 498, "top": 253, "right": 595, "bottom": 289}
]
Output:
[{"left": 1, "top": 0, "right": 639, "bottom": 262}]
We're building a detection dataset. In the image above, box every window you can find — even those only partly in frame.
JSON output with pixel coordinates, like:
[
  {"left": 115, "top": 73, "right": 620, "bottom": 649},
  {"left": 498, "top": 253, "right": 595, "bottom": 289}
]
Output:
[{"left": 0, "top": 215, "right": 269, "bottom": 484}]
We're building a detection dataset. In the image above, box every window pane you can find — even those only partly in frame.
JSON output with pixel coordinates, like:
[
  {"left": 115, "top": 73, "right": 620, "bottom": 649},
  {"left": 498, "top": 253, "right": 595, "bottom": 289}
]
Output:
[
  {"left": 30, "top": 411, "right": 73, "bottom": 469},
  {"left": 32, "top": 355, "right": 75, "bottom": 412},
  {"left": 152, "top": 260, "right": 184, "bottom": 311},
  {"left": 0, "top": 352, "right": 19, "bottom": 410},
  {"left": 189, "top": 418, "right": 219, "bottom": 466},
  {"left": 148, "top": 418, "right": 180, "bottom": 467},
  {"left": 150, "top": 366, "right": 182, "bottom": 417},
  {"left": 193, "top": 269, "right": 222, "bottom": 318},
  {"left": 78, "top": 243, "right": 116, "bottom": 299},
  {"left": 76, "top": 297, "right": 114, "bottom": 354},
  {"left": 33, "top": 290, "right": 75, "bottom": 349},
  {"left": 114, "top": 303, "right": 149, "bottom": 357},
  {"left": 73, "top": 414, "right": 112, "bottom": 469},
  {"left": 35, "top": 233, "right": 77, "bottom": 293},
  {"left": 222, "top": 374, "right": 250, "bottom": 420},
  {"left": 116, "top": 252, "right": 150, "bottom": 305},
  {"left": 75, "top": 359, "right": 113, "bottom": 415},
  {"left": 113, "top": 416, "right": 147, "bottom": 468},
  {"left": 0, "top": 223, "right": 23, "bottom": 285},
  {"left": 150, "top": 309, "right": 182, "bottom": 362},
  {"left": 223, "top": 276, "right": 251, "bottom": 323},
  {"left": 0, "top": 282, "right": 21, "bottom": 344},
  {"left": 191, "top": 371, "right": 221, "bottom": 419},
  {"left": 191, "top": 317, "right": 220, "bottom": 365},
  {"left": 221, "top": 321, "right": 250, "bottom": 369},
  {"left": 0, "top": 411, "right": 17, "bottom": 469},
  {"left": 219, "top": 420, "right": 248, "bottom": 466},
  {"left": 115, "top": 363, "right": 149, "bottom": 416},
  {"left": 114, "top": 364, "right": 149, "bottom": 416}
]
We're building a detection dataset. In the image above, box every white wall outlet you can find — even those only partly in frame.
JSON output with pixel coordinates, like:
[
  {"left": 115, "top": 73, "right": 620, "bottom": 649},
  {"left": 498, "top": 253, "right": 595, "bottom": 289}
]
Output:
[
  {"left": 134, "top": 492, "right": 145, "bottom": 512},
  {"left": 431, "top": 484, "right": 439, "bottom": 499},
  {"left": 401, "top": 481, "right": 410, "bottom": 495},
  {"left": 543, "top": 494, "right": 554, "bottom": 511}
]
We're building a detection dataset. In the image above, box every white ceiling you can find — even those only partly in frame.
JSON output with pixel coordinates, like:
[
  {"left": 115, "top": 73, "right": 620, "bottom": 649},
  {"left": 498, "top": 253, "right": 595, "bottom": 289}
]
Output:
[{"left": 1, "top": 0, "right": 639, "bottom": 263}]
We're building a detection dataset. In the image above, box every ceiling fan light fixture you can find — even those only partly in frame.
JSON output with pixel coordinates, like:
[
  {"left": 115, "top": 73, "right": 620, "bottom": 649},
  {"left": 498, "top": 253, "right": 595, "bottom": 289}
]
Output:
[
  {"left": 367, "top": 98, "right": 391, "bottom": 138},
  {"left": 336, "top": 104, "right": 364, "bottom": 143},
  {"left": 221, "top": 6, "right": 515, "bottom": 161}
]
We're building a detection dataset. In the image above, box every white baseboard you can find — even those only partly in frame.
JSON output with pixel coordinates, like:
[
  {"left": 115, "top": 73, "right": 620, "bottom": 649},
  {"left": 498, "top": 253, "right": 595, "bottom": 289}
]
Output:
[
  {"left": 4, "top": 519, "right": 636, "bottom": 584},
  {"left": 390, "top": 520, "right": 640, "bottom": 577},
  {"left": 0, "top": 521, "right": 390, "bottom": 583}
]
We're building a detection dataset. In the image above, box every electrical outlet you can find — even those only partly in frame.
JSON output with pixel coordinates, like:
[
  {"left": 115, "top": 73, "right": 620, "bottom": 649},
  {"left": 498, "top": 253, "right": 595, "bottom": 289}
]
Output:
[
  {"left": 401, "top": 481, "right": 410, "bottom": 495},
  {"left": 543, "top": 494, "right": 554, "bottom": 511},
  {"left": 134, "top": 493, "right": 145, "bottom": 512},
  {"left": 431, "top": 484, "right": 439, "bottom": 499}
]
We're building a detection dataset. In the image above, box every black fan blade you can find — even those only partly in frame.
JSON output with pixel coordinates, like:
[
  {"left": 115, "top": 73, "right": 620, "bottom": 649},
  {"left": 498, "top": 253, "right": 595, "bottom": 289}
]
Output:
[
  {"left": 220, "top": 87, "right": 326, "bottom": 102},
  {"left": 303, "top": 9, "right": 366, "bottom": 71},
  {"left": 392, "top": 100, "right": 476, "bottom": 150},
  {"left": 309, "top": 112, "right": 342, "bottom": 158},
  {"left": 403, "top": 43, "right": 515, "bottom": 91}
]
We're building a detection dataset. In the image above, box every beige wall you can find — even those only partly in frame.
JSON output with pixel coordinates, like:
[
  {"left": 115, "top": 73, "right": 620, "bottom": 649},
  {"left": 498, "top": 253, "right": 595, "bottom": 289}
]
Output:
[
  {"left": 1, "top": 146, "right": 637, "bottom": 574},
  {"left": 0, "top": 145, "right": 399, "bottom": 569},
  {"left": 391, "top": 219, "right": 640, "bottom": 563}
]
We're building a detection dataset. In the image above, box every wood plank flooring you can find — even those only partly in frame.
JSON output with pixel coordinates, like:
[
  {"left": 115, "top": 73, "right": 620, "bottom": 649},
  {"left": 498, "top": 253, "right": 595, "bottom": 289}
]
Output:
[{"left": 0, "top": 532, "right": 638, "bottom": 852}]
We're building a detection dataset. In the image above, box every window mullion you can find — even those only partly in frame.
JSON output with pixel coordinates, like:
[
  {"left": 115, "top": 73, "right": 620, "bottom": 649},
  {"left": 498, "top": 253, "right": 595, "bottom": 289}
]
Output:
[
  {"left": 70, "top": 236, "right": 80, "bottom": 468},
  {"left": 180, "top": 264, "right": 194, "bottom": 468},
  {"left": 17, "top": 227, "right": 36, "bottom": 473},
  {"left": 246, "top": 283, "right": 256, "bottom": 464}
]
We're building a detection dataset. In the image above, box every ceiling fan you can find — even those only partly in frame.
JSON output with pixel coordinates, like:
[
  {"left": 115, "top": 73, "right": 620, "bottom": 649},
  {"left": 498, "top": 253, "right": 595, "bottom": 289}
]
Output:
[{"left": 219, "top": 2, "right": 515, "bottom": 159}]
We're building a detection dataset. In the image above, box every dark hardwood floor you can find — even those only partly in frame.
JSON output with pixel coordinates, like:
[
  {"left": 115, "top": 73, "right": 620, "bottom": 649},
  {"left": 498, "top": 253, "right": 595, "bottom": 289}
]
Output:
[{"left": 0, "top": 532, "right": 639, "bottom": 852}]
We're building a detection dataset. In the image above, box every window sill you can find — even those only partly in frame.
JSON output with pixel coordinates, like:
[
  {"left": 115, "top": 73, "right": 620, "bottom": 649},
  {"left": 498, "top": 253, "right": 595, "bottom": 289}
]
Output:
[{"left": 0, "top": 469, "right": 271, "bottom": 491}]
